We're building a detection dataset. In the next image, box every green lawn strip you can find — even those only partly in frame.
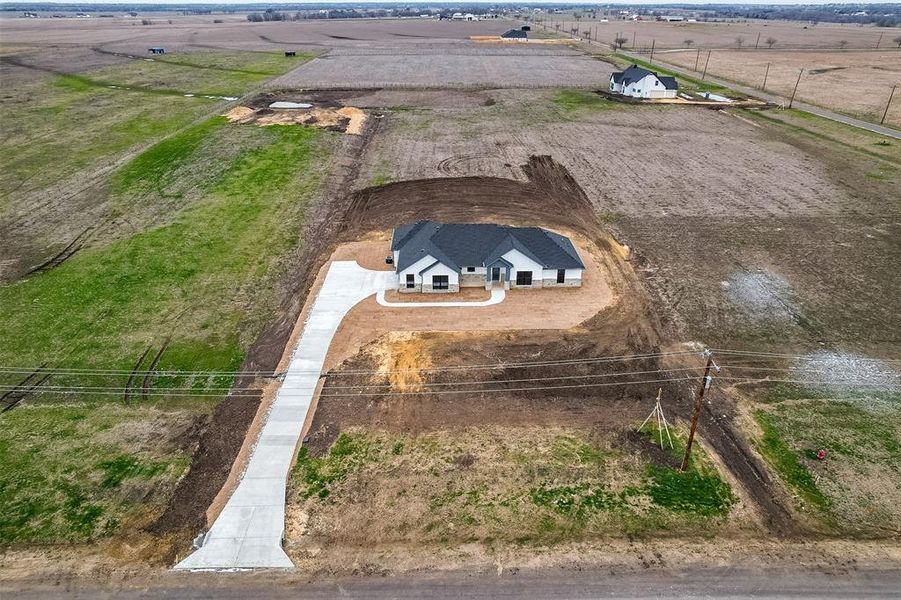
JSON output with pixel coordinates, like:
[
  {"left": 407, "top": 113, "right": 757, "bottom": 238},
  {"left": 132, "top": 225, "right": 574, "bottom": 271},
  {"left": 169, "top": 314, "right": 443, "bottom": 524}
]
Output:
[
  {"left": 753, "top": 409, "right": 833, "bottom": 518},
  {"left": 551, "top": 89, "right": 626, "bottom": 119},
  {"left": 0, "top": 403, "right": 199, "bottom": 543},
  {"left": 741, "top": 108, "right": 901, "bottom": 166}
]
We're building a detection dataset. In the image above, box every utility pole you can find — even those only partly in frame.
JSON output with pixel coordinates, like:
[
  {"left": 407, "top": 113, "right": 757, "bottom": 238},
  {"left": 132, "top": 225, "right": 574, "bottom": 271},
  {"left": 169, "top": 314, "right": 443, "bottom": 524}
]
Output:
[
  {"left": 762, "top": 62, "right": 770, "bottom": 91},
  {"left": 755, "top": 31, "right": 761, "bottom": 49},
  {"left": 882, "top": 84, "right": 897, "bottom": 125},
  {"left": 632, "top": 31, "right": 636, "bottom": 48},
  {"left": 701, "top": 50, "right": 711, "bottom": 80},
  {"left": 649, "top": 39, "right": 655, "bottom": 64},
  {"left": 694, "top": 47, "right": 701, "bottom": 71},
  {"left": 680, "top": 351, "right": 719, "bottom": 472},
  {"left": 788, "top": 68, "right": 804, "bottom": 108},
  {"left": 876, "top": 32, "right": 883, "bottom": 49}
]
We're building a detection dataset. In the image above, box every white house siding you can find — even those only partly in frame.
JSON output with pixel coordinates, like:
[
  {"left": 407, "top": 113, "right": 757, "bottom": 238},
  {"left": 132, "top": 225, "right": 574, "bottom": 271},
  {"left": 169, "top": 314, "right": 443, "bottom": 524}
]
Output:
[
  {"left": 541, "top": 268, "right": 583, "bottom": 288},
  {"left": 624, "top": 75, "right": 676, "bottom": 99},
  {"left": 501, "top": 248, "right": 545, "bottom": 289},
  {"left": 420, "top": 261, "right": 459, "bottom": 293},
  {"left": 397, "top": 254, "right": 437, "bottom": 293}
]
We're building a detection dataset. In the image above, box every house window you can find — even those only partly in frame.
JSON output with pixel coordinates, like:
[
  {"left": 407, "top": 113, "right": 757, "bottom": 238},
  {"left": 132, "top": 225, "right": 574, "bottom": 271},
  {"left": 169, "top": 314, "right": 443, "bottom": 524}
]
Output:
[
  {"left": 432, "top": 275, "right": 449, "bottom": 290},
  {"left": 515, "top": 271, "right": 532, "bottom": 286},
  {"left": 405, "top": 274, "right": 415, "bottom": 288},
  {"left": 466, "top": 267, "right": 475, "bottom": 272},
  {"left": 557, "top": 269, "right": 566, "bottom": 284}
]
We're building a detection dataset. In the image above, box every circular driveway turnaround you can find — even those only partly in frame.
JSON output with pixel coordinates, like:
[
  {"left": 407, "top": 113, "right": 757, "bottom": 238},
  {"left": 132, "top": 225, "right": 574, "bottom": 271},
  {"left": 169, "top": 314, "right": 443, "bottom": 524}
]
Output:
[
  {"left": 376, "top": 288, "right": 505, "bottom": 307},
  {"left": 174, "top": 261, "right": 395, "bottom": 570}
]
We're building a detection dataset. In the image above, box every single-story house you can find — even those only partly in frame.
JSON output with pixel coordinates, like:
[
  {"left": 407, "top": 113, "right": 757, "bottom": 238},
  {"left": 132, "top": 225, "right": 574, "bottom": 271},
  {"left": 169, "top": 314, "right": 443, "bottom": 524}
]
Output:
[
  {"left": 609, "top": 65, "right": 678, "bottom": 99},
  {"left": 390, "top": 221, "right": 585, "bottom": 293}
]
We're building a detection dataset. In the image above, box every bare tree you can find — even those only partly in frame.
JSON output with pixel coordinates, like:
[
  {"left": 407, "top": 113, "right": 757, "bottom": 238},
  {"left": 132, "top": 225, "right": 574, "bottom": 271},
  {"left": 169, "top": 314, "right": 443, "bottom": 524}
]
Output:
[
  {"left": 838, "top": 40, "right": 848, "bottom": 49},
  {"left": 684, "top": 39, "right": 694, "bottom": 47},
  {"left": 735, "top": 36, "right": 745, "bottom": 48},
  {"left": 765, "top": 37, "right": 777, "bottom": 48},
  {"left": 893, "top": 36, "right": 901, "bottom": 47},
  {"left": 612, "top": 36, "right": 628, "bottom": 50}
]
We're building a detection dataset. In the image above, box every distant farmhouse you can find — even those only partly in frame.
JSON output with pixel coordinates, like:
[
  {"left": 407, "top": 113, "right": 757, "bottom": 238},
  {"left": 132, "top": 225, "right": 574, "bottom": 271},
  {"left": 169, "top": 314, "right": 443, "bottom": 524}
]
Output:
[
  {"left": 390, "top": 221, "right": 584, "bottom": 293},
  {"left": 610, "top": 65, "right": 678, "bottom": 99}
]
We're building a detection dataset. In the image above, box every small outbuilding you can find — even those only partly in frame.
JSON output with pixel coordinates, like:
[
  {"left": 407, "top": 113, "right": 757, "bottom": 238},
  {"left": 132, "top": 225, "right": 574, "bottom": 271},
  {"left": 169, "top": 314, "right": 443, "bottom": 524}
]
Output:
[
  {"left": 148, "top": 47, "right": 165, "bottom": 55},
  {"left": 609, "top": 64, "right": 678, "bottom": 99},
  {"left": 500, "top": 28, "right": 527, "bottom": 39},
  {"left": 284, "top": 51, "right": 296, "bottom": 57}
]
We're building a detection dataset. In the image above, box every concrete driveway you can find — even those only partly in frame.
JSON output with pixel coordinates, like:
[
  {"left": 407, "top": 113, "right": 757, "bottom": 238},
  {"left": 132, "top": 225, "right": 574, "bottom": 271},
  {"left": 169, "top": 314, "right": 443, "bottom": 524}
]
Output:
[{"left": 175, "top": 261, "right": 395, "bottom": 570}]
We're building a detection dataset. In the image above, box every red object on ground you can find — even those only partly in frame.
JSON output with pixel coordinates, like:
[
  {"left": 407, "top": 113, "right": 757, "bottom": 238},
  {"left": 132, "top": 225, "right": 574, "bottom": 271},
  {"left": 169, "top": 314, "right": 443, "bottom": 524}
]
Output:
[{"left": 816, "top": 449, "right": 827, "bottom": 460}]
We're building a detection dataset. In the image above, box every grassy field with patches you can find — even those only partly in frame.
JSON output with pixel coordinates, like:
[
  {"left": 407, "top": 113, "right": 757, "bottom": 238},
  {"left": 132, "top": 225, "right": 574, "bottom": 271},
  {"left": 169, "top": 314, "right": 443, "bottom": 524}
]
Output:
[
  {"left": 0, "top": 50, "right": 314, "bottom": 202},
  {"left": 0, "top": 112, "right": 334, "bottom": 543},
  {"left": 285, "top": 425, "right": 738, "bottom": 552},
  {"left": 749, "top": 384, "right": 901, "bottom": 535}
]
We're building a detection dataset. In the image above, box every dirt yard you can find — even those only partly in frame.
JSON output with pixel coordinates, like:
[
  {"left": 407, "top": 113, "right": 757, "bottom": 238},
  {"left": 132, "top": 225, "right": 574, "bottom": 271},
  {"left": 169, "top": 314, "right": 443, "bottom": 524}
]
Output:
[
  {"left": 654, "top": 48, "right": 901, "bottom": 126},
  {"left": 271, "top": 44, "right": 613, "bottom": 89},
  {"left": 321, "top": 232, "right": 614, "bottom": 371},
  {"left": 540, "top": 18, "right": 893, "bottom": 50}
]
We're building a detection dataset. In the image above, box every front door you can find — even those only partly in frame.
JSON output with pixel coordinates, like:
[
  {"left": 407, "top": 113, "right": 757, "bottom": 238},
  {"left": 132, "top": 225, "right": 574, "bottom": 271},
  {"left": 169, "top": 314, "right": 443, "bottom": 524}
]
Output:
[{"left": 491, "top": 267, "right": 501, "bottom": 282}]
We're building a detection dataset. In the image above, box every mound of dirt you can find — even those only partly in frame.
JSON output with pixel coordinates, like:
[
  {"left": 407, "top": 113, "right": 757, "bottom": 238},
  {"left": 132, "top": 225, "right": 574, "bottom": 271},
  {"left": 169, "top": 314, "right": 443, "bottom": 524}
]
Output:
[{"left": 221, "top": 104, "right": 367, "bottom": 135}]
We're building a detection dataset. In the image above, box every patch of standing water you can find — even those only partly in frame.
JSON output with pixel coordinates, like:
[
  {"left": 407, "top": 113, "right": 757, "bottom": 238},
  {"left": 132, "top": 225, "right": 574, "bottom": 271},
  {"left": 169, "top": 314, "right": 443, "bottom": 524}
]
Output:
[
  {"left": 723, "top": 270, "right": 800, "bottom": 323},
  {"left": 791, "top": 352, "right": 901, "bottom": 413},
  {"left": 269, "top": 101, "right": 313, "bottom": 109}
]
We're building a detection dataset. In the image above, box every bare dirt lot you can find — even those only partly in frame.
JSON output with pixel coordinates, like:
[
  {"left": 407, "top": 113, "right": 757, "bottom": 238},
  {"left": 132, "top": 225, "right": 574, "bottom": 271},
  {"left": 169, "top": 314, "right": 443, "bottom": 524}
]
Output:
[
  {"left": 544, "top": 18, "right": 894, "bottom": 50},
  {"left": 323, "top": 231, "right": 614, "bottom": 371},
  {"left": 655, "top": 48, "right": 901, "bottom": 126},
  {"left": 272, "top": 44, "right": 612, "bottom": 89}
]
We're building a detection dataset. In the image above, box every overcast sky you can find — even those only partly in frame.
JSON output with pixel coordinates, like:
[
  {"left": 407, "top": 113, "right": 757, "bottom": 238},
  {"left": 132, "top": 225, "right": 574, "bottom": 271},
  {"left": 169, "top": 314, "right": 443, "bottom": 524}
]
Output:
[{"left": 26, "top": 0, "right": 901, "bottom": 5}]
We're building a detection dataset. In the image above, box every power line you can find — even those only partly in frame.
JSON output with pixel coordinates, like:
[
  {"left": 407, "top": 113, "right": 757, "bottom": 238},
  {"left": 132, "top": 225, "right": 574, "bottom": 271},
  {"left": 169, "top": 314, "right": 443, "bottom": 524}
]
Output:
[
  {"left": 712, "top": 349, "right": 901, "bottom": 363},
  {"left": 2, "top": 376, "right": 702, "bottom": 399},
  {"left": 5, "top": 375, "right": 899, "bottom": 401},
  {"left": 0, "top": 349, "right": 700, "bottom": 378},
  {"left": 0, "top": 366, "right": 709, "bottom": 395},
  {"left": 3, "top": 348, "right": 898, "bottom": 380}
]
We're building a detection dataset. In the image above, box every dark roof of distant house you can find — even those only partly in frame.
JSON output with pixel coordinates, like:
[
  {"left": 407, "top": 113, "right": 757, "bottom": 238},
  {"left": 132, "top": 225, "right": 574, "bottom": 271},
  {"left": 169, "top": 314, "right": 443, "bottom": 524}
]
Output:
[
  {"left": 500, "top": 28, "right": 527, "bottom": 38},
  {"left": 658, "top": 76, "right": 679, "bottom": 90},
  {"left": 611, "top": 64, "right": 678, "bottom": 89},
  {"left": 391, "top": 221, "right": 585, "bottom": 271}
]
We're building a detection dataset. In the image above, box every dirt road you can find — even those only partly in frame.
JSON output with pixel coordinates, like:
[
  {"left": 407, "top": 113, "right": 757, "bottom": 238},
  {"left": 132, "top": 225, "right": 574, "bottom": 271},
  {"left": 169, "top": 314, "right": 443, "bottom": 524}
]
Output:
[{"left": 6, "top": 564, "right": 901, "bottom": 599}]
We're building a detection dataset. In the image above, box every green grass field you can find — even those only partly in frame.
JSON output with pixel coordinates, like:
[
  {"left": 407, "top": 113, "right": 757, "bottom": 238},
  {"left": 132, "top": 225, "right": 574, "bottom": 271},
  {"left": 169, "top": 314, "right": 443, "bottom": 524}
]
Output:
[
  {"left": 0, "top": 50, "right": 314, "bottom": 202},
  {"left": 287, "top": 425, "right": 737, "bottom": 547},
  {"left": 751, "top": 384, "right": 901, "bottom": 534},
  {"left": 0, "top": 51, "right": 333, "bottom": 542}
]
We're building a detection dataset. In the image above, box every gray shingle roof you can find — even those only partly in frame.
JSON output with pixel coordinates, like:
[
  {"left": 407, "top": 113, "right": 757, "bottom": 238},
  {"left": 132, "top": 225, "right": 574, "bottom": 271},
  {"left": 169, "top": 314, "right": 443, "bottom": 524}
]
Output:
[
  {"left": 611, "top": 64, "right": 678, "bottom": 90},
  {"left": 392, "top": 221, "right": 585, "bottom": 271}
]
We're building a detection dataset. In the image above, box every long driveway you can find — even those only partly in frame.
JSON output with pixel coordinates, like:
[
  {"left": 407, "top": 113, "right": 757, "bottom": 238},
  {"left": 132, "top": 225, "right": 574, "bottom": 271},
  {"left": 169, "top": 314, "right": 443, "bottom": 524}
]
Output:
[{"left": 175, "top": 261, "right": 395, "bottom": 570}]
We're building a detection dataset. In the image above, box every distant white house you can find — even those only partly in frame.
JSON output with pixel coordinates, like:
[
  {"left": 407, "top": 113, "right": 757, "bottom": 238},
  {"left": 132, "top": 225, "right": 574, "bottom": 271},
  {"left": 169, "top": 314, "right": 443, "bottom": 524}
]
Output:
[
  {"left": 609, "top": 65, "right": 678, "bottom": 99},
  {"left": 390, "top": 221, "right": 584, "bottom": 293}
]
